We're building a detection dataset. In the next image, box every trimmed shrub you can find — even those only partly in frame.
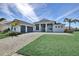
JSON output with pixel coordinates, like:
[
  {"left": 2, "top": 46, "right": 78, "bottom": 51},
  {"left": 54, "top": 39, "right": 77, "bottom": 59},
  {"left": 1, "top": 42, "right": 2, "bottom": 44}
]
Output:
[
  {"left": 64, "top": 29, "right": 74, "bottom": 33},
  {"left": 8, "top": 32, "right": 21, "bottom": 36},
  {"left": 3, "top": 28, "right": 10, "bottom": 33}
]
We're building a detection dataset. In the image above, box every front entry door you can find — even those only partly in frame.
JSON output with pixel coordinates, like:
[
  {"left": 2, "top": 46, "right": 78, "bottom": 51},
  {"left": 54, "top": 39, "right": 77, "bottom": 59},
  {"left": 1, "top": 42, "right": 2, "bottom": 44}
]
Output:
[
  {"left": 41, "top": 24, "right": 45, "bottom": 32},
  {"left": 21, "top": 25, "right": 26, "bottom": 33}
]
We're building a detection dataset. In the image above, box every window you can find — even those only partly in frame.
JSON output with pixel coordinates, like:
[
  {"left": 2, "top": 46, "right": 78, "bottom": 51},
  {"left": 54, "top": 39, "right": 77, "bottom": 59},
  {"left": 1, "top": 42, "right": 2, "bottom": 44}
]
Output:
[
  {"left": 35, "top": 24, "right": 39, "bottom": 30},
  {"left": 55, "top": 26, "right": 57, "bottom": 28},
  {"left": 11, "top": 26, "right": 13, "bottom": 30},
  {"left": 14, "top": 27, "right": 16, "bottom": 31},
  {"left": 47, "top": 24, "right": 52, "bottom": 30},
  {"left": 58, "top": 26, "right": 60, "bottom": 28},
  {"left": 61, "top": 26, "right": 63, "bottom": 28}
]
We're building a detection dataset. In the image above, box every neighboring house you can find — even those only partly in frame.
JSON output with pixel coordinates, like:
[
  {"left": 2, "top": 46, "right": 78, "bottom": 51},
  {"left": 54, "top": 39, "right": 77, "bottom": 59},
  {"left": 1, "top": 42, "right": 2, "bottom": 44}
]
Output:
[
  {"left": 0, "top": 20, "right": 10, "bottom": 32},
  {"left": 0, "top": 19, "right": 65, "bottom": 33},
  {"left": 33, "top": 19, "right": 65, "bottom": 33}
]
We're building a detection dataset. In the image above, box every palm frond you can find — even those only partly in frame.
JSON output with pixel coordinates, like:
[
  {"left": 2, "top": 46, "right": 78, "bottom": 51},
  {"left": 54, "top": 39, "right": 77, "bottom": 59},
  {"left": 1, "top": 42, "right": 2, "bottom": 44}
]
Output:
[{"left": 64, "top": 18, "right": 69, "bottom": 22}]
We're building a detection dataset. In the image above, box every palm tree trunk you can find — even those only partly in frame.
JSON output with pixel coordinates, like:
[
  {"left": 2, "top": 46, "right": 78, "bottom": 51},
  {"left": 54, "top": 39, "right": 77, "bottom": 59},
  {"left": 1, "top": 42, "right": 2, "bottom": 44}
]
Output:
[
  {"left": 75, "top": 23, "right": 76, "bottom": 31},
  {"left": 69, "top": 22, "right": 71, "bottom": 30}
]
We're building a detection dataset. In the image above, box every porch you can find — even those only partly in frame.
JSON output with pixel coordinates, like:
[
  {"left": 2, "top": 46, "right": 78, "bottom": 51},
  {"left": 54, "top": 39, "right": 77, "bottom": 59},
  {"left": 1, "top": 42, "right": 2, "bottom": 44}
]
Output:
[{"left": 34, "top": 23, "right": 53, "bottom": 32}]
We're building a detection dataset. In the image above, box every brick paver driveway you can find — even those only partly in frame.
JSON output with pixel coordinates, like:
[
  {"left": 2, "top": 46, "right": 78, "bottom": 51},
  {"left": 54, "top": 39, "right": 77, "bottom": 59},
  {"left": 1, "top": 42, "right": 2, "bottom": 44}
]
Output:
[{"left": 0, "top": 32, "right": 72, "bottom": 56}]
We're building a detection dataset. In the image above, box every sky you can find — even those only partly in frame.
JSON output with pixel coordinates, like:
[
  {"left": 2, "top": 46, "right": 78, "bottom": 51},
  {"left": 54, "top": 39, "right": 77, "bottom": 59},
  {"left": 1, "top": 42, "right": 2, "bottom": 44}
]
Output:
[{"left": 0, "top": 3, "right": 79, "bottom": 27}]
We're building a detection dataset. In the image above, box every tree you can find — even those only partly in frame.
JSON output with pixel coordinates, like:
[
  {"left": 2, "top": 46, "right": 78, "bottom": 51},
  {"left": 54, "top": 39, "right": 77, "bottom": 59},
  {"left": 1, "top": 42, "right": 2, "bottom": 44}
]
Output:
[
  {"left": 73, "top": 19, "right": 79, "bottom": 24},
  {"left": 0, "top": 18, "right": 6, "bottom": 31},
  {"left": 0, "top": 18, "right": 6, "bottom": 22},
  {"left": 64, "top": 18, "right": 74, "bottom": 30},
  {"left": 72, "top": 19, "right": 79, "bottom": 30},
  {"left": 10, "top": 19, "right": 20, "bottom": 31},
  {"left": 10, "top": 19, "right": 21, "bottom": 38}
]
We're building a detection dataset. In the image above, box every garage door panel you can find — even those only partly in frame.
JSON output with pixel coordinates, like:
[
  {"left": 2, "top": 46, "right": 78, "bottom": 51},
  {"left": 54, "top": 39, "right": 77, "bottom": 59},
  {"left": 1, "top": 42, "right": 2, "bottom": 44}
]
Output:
[{"left": 27, "top": 26, "right": 33, "bottom": 32}]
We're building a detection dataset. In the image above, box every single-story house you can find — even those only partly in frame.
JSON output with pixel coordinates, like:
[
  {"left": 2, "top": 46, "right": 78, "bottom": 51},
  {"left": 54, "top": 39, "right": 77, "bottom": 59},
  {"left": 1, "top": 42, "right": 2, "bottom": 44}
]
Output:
[
  {"left": 0, "top": 19, "right": 65, "bottom": 33},
  {"left": 33, "top": 19, "right": 65, "bottom": 33}
]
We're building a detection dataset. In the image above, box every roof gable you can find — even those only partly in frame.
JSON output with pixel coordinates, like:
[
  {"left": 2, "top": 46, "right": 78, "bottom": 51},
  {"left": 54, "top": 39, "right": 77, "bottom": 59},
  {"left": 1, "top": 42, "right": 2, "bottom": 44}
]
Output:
[
  {"left": 6, "top": 19, "right": 32, "bottom": 25},
  {"left": 13, "top": 19, "right": 32, "bottom": 25},
  {"left": 0, "top": 20, "right": 10, "bottom": 25},
  {"left": 34, "top": 19, "right": 56, "bottom": 24}
]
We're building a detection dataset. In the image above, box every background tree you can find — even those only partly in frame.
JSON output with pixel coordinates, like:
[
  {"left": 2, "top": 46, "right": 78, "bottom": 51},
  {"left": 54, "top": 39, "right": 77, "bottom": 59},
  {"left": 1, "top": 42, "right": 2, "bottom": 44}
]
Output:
[
  {"left": 64, "top": 18, "right": 74, "bottom": 30},
  {"left": 72, "top": 19, "right": 79, "bottom": 30},
  {"left": 0, "top": 18, "right": 6, "bottom": 31},
  {"left": 0, "top": 18, "right": 6, "bottom": 22}
]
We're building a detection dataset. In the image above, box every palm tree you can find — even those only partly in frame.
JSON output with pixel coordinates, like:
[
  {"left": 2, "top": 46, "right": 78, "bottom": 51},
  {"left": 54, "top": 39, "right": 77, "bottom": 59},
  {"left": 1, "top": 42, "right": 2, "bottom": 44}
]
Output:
[
  {"left": 10, "top": 19, "right": 20, "bottom": 31},
  {"left": 10, "top": 19, "right": 21, "bottom": 38},
  {"left": 72, "top": 19, "right": 79, "bottom": 30},
  {"left": 64, "top": 18, "right": 73, "bottom": 30}
]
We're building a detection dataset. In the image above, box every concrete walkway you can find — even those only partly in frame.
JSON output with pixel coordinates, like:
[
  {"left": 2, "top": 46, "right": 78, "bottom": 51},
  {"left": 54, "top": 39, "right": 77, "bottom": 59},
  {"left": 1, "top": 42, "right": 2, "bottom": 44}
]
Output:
[
  {"left": 0, "top": 33, "right": 43, "bottom": 56},
  {"left": 0, "top": 32, "right": 72, "bottom": 56}
]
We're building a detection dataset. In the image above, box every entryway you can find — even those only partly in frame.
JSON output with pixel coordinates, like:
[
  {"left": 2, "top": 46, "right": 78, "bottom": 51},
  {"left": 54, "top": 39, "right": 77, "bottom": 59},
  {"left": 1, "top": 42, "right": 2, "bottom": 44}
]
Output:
[{"left": 41, "top": 24, "right": 45, "bottom": 32}]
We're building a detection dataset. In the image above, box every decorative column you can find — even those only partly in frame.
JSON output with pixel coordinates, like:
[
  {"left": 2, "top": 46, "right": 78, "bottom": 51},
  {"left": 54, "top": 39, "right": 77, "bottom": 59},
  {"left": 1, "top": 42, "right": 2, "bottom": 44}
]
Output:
[
  {"left": 52, "top": 24, "right": 53, "bottom": 32},
  {"left": 26, "top": 26, "right": 27, "bottom": 32},
  {"left": 39, "top": 24, "right": 41, "bottom": 32},
  {"left": 33, "top": 24, "right": 35, "bottom": 32},
  {"left": 45, "top": 24, "right": 47, "bottom": 32}
]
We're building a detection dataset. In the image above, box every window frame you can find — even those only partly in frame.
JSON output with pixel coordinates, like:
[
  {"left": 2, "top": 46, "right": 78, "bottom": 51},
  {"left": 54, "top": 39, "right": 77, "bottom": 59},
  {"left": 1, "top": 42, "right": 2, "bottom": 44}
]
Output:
[
  {"left": 61, "top": 26, "right": 63, "bottom": 28},
  {"left": 35, "top": 24, "right": 39, "bottom": 30},
  {"left": 58, "top": 26, "right": 60, "bottom": 28},
  {"left": 55, "top": 26, "right": 57, "bottom": 28}
]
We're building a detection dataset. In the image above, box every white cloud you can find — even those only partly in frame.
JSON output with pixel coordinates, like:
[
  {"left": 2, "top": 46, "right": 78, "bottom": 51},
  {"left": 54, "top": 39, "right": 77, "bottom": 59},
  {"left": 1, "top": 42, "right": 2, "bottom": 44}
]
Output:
[
  {"left": 0, "top": 3, "right": 14, "bottom": 19},
  {"left": 15, "top": 3, "right": 39, "bottom": 22},
  {"left": 0, "top": 3, "right": 39, "bottom": 22},
  {"left": 56, "top": 7, "right": 79, "bottom": 21},
  {"left": 30, "top": 3, "right": 47, "bottom": 9}
]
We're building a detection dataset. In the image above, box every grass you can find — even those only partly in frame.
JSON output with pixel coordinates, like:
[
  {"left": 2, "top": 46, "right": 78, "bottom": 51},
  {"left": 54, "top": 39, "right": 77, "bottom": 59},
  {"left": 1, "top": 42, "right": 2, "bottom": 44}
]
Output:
[
  {"left": 17, "top": 32, "right": 79, "bottom": 56},
  {"left": 0, "top": 32, "right": 10, "bottom": 39},
  {"left": 0, "top": 31, "right": 22, "bottom": 39}
]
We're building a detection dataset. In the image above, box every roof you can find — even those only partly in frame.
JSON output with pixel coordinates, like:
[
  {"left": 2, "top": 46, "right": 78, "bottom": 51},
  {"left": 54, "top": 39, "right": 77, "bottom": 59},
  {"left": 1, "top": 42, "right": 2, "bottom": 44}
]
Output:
[
  {"left": 0, "top": 20, "right": 10, "bottom": 25},
  {"left": 0, "top": 19, "right": 65, "bottom": 26},
  {"left": 55, "top": 23, "right": 65, "bottom": 25},
  {"left": 13, "top": 19, "right": 32, "bottom": 25},
  {"left": 6, "top": 19, "right": 32, "bottom": 25},
  {"left": 34, "top": 19, "right": 56, "bottom": 23}
]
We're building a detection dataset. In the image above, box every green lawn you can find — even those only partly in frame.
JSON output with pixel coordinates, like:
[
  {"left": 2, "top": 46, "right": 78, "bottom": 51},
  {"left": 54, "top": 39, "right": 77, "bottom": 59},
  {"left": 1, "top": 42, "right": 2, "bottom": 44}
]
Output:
[
  {"left": 0, "top": 31, "right": 22, "bottom": 39},
  {"left": 17, "top": 32, "right": 79, "bottom": 56},
  {"left": 0, "top": 32, "right": 9, "bottom": 39}
]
